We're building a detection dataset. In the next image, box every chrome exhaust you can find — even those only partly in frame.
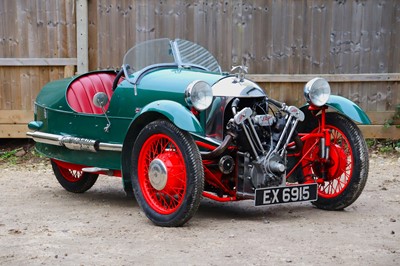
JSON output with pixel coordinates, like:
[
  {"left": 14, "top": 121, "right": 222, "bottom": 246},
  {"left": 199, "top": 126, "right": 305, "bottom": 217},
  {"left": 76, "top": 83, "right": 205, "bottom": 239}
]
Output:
[{"left": 27, "top": 131, "right": 122, "bottom": 152}]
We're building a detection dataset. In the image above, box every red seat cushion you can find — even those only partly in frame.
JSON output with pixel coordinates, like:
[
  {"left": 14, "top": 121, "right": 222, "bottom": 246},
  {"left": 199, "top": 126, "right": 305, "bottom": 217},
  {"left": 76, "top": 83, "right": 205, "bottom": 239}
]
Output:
[{"left": 67, "top": 72, "right": 116, "bottom": 114}]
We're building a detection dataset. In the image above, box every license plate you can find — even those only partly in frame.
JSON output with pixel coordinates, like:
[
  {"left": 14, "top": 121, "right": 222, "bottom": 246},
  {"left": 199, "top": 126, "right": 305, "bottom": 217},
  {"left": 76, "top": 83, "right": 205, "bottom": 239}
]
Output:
[{"left": 255, "top": 184, "right": 318, "bottom": 206}]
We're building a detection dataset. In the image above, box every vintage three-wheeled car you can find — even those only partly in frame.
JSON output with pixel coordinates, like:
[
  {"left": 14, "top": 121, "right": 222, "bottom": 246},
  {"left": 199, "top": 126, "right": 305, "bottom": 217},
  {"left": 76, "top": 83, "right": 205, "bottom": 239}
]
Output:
[{"left": 28, "top": 38, "right": 370, "bottom": 226}]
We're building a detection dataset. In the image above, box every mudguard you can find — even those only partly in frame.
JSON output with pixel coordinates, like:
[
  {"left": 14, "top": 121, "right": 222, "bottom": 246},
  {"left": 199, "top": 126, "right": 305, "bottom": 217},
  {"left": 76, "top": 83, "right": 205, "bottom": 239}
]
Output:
[
  {"left": 121, "top": 100, "right": 204, "bottom": 195},
  {"left": 301, "top": 95, "right": 371, "bottom": 125},
  {"left": 136, "top": 100, "right": 205, "bottom": 135},
  {"left": 326, "top": 95, "right": 371, "bottom": 124}
]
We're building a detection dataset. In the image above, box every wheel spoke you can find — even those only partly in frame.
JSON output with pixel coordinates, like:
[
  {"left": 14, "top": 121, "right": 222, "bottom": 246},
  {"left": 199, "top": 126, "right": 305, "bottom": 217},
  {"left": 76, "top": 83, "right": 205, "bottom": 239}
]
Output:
[{"left": 59, "top": 167, "right": 84, "bottom": 182}]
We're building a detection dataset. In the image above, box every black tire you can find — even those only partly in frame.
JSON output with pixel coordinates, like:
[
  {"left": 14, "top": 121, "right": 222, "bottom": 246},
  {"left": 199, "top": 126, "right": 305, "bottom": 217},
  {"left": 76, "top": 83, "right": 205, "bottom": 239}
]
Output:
[
  {"left": 131, "top": 120, "right": 204, "bottom": 227},
  {"left": 51, "top": 160, "right": 99, "bottom": 193},
  {"left": 302, "top": 113, "right": 369, "bottom": 210}
]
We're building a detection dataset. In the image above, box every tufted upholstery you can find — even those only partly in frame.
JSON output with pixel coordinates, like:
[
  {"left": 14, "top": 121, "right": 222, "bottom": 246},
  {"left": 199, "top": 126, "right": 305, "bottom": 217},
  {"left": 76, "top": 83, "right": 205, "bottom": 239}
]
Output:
[{"left": 66, "top": 72, "right": 117, "bottom": 114}]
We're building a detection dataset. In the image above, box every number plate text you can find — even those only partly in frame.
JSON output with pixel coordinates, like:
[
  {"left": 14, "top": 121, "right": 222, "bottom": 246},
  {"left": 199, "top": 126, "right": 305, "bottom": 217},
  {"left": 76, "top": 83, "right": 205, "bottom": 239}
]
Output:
[{"left": 255, "top": 184, "right": 318, "bottom": 206}]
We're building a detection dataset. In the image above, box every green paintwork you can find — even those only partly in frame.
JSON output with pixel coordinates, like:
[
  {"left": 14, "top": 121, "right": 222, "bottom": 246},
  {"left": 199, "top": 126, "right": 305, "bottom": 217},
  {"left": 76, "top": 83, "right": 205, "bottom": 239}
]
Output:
[
  {"left": 326, "top": 95, "right": 371, "bottom": 124},
  {"left": 35, "top": 77, "right": 73, "bottom": 110},
  {"left": 27, "top": 121, "right": 43, "bottom": 130},
  {"left": 108, "top": 68, "right": 223, "bottom": 114},
  {"left": 136, "top": 100, "right": 204, "bottom": 135},
  {"left": 35, "top": 143, "right": 122, "bottom": 169},
  {"left": 33, "top": 104, "right": 132, "bottom": 169},
  {"left": 30, "top": 67, "right": 224, "bottom": 170}
]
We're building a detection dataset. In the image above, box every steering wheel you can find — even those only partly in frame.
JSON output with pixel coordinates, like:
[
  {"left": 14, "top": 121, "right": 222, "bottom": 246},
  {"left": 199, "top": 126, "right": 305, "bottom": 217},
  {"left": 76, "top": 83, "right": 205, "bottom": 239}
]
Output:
[{"left": 112, "top": 69, "right": 125, "bottom": 91}]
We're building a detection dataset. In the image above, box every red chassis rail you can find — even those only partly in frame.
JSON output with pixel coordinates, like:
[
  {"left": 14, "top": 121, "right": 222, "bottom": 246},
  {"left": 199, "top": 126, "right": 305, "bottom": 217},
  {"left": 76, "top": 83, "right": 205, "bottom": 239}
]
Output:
[{"left": 52, "top": 159, "right": 122, "bottom": 177}]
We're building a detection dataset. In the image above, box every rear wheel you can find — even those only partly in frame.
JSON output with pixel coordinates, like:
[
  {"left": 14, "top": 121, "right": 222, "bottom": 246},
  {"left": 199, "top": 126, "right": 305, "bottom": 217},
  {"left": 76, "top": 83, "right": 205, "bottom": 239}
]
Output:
[
  {"left": 131, "top": 120, "right": 204, "bottom": 227},
  {"left": 301, "top": 113, "right": 369, "bottom": 210},
  {"left": 51, "top": 160, "right": 98, "bottom": 193}
]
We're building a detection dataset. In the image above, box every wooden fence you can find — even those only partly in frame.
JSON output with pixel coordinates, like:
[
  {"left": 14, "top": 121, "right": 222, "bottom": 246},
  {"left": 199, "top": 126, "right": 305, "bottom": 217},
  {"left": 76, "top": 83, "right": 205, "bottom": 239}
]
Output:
[
  {"left": 0, "top": 0, "right": 399, "bottom": 138},
  {"left": 0, "top": 0, "right": 76, "bottom": 137}
]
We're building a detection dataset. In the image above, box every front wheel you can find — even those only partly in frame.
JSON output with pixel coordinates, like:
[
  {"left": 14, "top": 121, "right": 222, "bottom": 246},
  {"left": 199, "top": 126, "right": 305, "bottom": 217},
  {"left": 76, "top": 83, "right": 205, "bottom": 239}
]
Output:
[
  {"left": 131, "top": 120, "right": 204, "bottom": 227},
  {"left": 51, "top": 160, "right": 98, "bottom": 193},
  {"left": 301, "top": 113, "right": 369, "bottom": 210}
]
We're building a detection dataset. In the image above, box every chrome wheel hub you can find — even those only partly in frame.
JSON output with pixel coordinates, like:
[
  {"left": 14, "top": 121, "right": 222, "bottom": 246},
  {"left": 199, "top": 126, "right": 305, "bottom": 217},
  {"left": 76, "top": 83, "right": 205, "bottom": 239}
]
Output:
[{"left": 148, "top": 158, "right": 168, "bottom": 191}]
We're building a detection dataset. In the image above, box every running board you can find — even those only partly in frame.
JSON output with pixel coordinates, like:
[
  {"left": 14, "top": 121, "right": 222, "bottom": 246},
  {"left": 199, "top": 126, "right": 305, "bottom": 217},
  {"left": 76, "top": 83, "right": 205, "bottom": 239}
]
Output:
[{"left": 26, "top": 131, "right": 122, "bottom": 152}]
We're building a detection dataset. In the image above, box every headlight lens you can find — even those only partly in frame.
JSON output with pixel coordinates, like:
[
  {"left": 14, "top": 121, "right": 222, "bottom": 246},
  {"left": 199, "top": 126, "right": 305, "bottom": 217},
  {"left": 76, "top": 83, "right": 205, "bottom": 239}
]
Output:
[
  {"left": 185, "top": 80, "right": 213, "bottom": 111},
  {"left": 304, "top": 77, "right": 331, "bottom": 107}
]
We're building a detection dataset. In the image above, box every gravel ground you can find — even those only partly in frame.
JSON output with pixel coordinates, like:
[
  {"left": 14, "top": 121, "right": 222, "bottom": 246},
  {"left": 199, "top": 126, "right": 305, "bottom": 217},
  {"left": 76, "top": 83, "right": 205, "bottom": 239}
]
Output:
[{"left": 0, "top": 154, "right": 399, "bottom": 265}]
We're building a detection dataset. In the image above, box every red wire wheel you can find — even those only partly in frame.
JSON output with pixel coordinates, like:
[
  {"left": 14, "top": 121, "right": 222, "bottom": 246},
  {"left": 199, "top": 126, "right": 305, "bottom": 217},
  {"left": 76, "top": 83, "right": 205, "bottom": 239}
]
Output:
[
  {"left": 131, "top": 120, "right": 204, "bottom": 227},
  {"left": 137, "top": 134, "right": 187, "bottom": 215},
  {"left": 302, "top": 125, "right": 354, "bottom": 198},
  {"left": 51, "top": 160, "right": 98, "bottom": 193},
  {"left": 58, "top": 167, "right": 85, "bottom": 183},
  {"left": 301, "top": 113, "right": 369, "bottom": 210}
]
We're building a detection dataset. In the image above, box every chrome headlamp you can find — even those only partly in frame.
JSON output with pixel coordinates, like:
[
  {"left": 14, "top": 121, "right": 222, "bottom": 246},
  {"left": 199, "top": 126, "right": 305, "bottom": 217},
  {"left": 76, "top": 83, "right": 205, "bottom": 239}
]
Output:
[
  {"left": 185, "top": 80, "right": 213, "bottom": 111},
  {"left": 304, "top": 77, "right": 331, "bottom": 107}
]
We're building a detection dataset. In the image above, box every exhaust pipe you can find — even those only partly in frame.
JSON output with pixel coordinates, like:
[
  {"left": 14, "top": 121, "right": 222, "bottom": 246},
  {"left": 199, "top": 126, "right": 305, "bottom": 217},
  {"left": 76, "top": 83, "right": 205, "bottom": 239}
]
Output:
[
  {"left": 201, "top": 134, "right": 234, "bottom": 160},
  {"left": 27, "top": 131, "right": 122, "bottom": 152}
]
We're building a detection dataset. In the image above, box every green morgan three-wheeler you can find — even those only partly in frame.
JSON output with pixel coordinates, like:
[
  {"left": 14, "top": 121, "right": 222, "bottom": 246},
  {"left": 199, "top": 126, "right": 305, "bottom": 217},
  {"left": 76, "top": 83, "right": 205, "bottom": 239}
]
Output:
[{"left": 28, "top": 38, "right": 370, "bottom": 227}]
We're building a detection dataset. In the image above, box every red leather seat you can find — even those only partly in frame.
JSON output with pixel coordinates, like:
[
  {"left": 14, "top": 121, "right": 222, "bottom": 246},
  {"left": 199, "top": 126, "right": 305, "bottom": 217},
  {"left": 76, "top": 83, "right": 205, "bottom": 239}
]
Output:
[{"left": 67, "top": 72, "right": 116, "bottom": 114}]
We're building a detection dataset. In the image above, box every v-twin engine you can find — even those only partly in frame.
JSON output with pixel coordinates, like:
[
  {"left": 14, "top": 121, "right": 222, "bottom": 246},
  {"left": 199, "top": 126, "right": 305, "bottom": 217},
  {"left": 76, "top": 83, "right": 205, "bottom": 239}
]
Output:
[{"left": 227, "top": 97, "right": 305, "bottom": 196}]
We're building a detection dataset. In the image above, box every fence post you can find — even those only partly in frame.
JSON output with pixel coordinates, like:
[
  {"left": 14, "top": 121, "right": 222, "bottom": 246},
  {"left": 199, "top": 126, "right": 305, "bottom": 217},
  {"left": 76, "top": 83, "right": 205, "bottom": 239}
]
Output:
[{"left": 76, "top": 0, "right": 88, "bottom": 74}]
